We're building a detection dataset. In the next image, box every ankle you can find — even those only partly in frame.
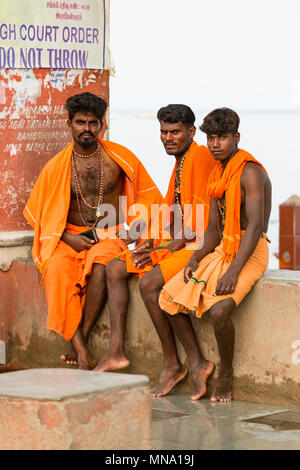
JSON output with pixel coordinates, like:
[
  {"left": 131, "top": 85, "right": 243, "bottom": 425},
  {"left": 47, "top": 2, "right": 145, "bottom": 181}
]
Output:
[{"left": 218, "top": 366, "right": 233, "bottom": 377}]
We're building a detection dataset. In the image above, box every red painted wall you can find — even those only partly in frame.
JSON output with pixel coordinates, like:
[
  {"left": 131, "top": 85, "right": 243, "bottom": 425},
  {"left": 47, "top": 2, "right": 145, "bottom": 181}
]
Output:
[{"left": 0, "top": 68, "right": 109, "bottom": 231}]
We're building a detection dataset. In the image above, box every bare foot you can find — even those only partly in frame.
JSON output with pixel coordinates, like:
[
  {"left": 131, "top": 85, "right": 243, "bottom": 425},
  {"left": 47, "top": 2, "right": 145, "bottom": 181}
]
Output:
[
  {"left": 94, "top": 353, "right": 130, "bottom": 372},
  {"left": 77, "top": 351, "right": 97, "bottom": 370},
  {"left": 60, "top": 344, "right": 78, "bottom": 367},
  {"left": 151, "top": 365, "right": 188, "bottom": 397},
  {"left": 190, "top": 361, "right": 215, "bottom": 401},
  {"left": 211, "top": 368, "right": 233, "bottom": 402}
]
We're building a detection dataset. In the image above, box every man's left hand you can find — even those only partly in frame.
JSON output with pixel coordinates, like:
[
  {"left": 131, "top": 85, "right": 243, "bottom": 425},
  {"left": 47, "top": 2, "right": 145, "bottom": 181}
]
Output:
[
  {"left": 215, "top": 269, "right": 239, "bottom": 296},
  {"left": 131, "top": 241, "right": 154, "bottom": 268}
]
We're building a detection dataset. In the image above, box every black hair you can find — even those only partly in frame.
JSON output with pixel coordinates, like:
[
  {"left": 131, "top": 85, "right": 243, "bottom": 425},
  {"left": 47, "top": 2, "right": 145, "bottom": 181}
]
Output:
[
  {"left": 157, "top": 104, "right": 195, "bottom": 126},
  {"left": 200, "top": 107, "right": 240, "bottom": 136},
  {"left": 65, "top": 92, "right": 107, "bottom": 122}
]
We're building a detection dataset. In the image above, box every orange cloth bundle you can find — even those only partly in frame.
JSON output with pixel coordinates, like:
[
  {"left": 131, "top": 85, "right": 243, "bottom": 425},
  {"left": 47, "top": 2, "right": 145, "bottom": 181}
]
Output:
[{"left": 207, "top": 149, "right": 267, "bottom": 262}]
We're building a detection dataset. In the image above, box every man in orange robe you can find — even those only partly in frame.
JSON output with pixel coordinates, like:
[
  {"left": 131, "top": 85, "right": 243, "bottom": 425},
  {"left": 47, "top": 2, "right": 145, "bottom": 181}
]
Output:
[
  {"left": 159, "top": 108, "right": 272, "bottom": 401},
  {"left": 23, "top": 92, "right": 163, "bottom": 369},
  {"left": 94, "top": 105, "right": 216, "bottom": 387}
]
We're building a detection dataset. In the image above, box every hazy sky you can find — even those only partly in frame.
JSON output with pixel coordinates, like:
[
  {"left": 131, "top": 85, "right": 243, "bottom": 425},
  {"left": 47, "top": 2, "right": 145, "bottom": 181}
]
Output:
[
  {"left": 108, "top": 0, "right": 300, "bottom": 246},
  {"left": 110, "top": 0, "right": 300, "bottom": 112}
]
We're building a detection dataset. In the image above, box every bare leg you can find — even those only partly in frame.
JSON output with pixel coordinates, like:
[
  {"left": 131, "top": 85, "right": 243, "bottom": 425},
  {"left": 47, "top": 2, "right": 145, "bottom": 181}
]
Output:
[
  {"left": 139, "top": 267, "right": 187, "bottom": 397},
  {"left": 167, "top": 313, "right": 215, "bottom": 400},
  {"left": 209, "top": 298, "right": 236, "bottom": 402},
  {"left": 65, "top": 263, "right": 107, "bottom": 370},
  {"left": 94, "top": 259, "right": 130, "bottom": 372}
]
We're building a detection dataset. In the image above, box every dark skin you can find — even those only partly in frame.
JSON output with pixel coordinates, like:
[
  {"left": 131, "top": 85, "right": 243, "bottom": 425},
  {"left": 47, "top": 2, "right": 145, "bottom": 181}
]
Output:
[
  {"left": 175, "top": 132, "right": 272, "bottom": 402},
  {"left": 94, "top": 120, "right": 197, "bottom": 374},
  {"left": 60, "top": 111, "right": 129, "bottom": 370}
]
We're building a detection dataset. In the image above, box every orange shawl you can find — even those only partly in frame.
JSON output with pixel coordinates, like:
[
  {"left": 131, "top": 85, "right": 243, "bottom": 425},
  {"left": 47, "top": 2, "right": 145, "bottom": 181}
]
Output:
[
  {"left": 161, "top": 141, "right": 216, "bottom": 240},
  {"left": 23, "top": 139, "right": 163, "bottom": 276},
  {"left": 207, "top": 149, "right": 267, "bottom": 263}
]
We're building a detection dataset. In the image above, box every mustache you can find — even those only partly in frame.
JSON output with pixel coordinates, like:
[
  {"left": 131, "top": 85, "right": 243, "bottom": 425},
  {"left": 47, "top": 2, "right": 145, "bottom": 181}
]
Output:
[{"left": 79, "top": 131, "right": 95, "bottom": 138}]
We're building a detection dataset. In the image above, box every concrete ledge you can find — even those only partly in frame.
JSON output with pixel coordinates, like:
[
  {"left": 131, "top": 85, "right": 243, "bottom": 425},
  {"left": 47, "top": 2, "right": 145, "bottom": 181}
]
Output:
[
  {"left": 0, "top": 231, "right": 34, "bottom": 247},
  {"left": 0, "top": 369, "right": 151, "bottom": 450},
  {"left": 0, "top": 231, "right": 34, "bottom": 271},
  {"left": 1, "top": 256, "right": 300, "bottom": 407}
]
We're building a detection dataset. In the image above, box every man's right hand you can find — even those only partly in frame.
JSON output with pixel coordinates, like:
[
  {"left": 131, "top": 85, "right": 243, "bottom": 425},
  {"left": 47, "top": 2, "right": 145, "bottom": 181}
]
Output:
[
  {"left": 183, "top": 254, "right": 199, "bottom": 283},
  {"left": 62, "top": 231, "right": 95, "bottom": 252}
]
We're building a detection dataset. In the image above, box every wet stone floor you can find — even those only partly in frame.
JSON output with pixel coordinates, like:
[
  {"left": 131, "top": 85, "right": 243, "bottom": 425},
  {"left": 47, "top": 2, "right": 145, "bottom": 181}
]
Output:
[{"left": 151, "top": 395, "right": 300, "bottom": 450}]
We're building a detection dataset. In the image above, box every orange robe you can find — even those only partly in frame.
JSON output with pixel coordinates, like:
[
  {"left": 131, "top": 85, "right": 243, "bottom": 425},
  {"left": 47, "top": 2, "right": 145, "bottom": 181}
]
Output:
[
  {"left": 159, "top": 150, "right": 269, "bottom": 316},
  {"left": 119, "top": 141, "right": 216, "bottom": 282},
  {"left": 207, "top": 149, "right": 267, "bottom": 262},
  {"left": 23, "top": 139, "right": 163, "bottom": 341}
]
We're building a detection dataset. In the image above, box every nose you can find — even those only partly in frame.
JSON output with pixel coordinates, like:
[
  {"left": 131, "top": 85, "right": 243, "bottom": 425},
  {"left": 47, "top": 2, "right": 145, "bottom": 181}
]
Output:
[
  {"left": 166, "top": 131, "right": 173, "bottom": 141},
  {"left": 212, "top": 137, "right": 221, "bottom": 148}
]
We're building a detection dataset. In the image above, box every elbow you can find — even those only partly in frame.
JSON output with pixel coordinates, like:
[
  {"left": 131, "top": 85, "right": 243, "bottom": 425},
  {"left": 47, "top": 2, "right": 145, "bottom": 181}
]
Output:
[{"left": 247, "top": 221, "right": 263, "bottom": 236}]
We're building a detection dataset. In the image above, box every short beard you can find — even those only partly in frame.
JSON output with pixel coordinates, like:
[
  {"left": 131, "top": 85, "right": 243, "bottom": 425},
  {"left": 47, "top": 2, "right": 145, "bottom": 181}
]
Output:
[
  {"left": 75, "top": 136, "right": 96, "bottom": 149},
  {"left": 79, "top": 140, "right": 95, "bottom": 149}
]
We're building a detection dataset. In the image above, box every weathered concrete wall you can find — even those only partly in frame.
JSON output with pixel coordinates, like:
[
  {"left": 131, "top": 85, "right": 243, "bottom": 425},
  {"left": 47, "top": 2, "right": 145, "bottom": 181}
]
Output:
[
  {"left": 0, "top": 68, "right": 109, "bottom": 231},
  {"left": 1, "top": 253, "right": 300, "bottom": 407}
]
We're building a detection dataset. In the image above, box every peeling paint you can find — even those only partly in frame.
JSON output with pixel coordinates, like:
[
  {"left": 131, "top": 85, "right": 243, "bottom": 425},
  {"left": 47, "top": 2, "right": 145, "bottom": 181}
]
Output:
[{"left": 0, "top": 68, "right": 109, "bottom": 231}]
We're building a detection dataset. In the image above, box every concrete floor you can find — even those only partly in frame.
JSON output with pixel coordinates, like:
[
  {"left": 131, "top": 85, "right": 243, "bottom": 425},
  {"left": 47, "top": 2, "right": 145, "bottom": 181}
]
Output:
[{"left": 151, "top": 394, "right": 300, "bottom": 450}]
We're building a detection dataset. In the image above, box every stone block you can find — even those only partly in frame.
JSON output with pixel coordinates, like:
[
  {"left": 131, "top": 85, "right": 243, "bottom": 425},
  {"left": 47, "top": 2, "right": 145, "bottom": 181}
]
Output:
[{"left": 0, "top": 369, "right": 151, "bottom": 450}]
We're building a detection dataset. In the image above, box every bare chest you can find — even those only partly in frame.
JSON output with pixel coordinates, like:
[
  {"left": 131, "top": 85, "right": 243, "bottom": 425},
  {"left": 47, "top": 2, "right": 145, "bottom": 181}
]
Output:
[{"left": 71, "top": 151, "right": 123, "bottom": 199}]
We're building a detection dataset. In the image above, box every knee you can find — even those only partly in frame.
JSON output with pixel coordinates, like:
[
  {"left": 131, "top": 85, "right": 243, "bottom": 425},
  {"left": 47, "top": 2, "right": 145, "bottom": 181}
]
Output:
[
  {"left": 139, "top": 271, "right": 162, "bottom": 299},
  {"left": 105, "top": 259, "right": 127, "bottom": 283},
  {"left": 209, "top": 303, "right": 232, "bottom": 331}
]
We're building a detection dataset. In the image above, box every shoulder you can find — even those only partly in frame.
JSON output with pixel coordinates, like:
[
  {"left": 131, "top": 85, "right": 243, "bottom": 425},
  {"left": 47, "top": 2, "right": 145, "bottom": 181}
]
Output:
[
  {"left": 102, "top": 139, "right": 138, "bottom": 161},
  {"left": 241, "top": 161, "right": 269, "bottom": 191},
  {"left": 190, "top": 142, "right": 216, "bottom": 167},
  {"left": 241, "top": 161, "right": 267, "bottom": 179}
]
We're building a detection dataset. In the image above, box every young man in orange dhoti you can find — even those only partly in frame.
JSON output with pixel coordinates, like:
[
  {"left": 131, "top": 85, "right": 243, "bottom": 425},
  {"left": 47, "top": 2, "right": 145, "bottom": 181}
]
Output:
[
  {"left": 159, "top": 108, "right": 272, "bottom": 401},
  {"left": 95, "top": 105, "right": 216, "bottom": 393},
  {"left": 23, "top": 92, "right": 163, "bottom": 370}
]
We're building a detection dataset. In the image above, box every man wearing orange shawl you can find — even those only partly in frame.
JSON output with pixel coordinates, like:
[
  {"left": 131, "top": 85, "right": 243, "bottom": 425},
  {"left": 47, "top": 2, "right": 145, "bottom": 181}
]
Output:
[
  {"left": 23, "top": 92, "right": 163, "bottom": 370},
  {"left": 94, "top": 105, "right": 216, "bottom": 384},
  {"left": 159, "top": 108, "right": 272, "bottom": 401}
]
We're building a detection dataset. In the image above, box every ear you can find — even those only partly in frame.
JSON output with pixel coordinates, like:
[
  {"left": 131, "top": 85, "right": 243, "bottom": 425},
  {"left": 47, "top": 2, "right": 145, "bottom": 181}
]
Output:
[
  {"left": 67, "top": 119, "right": 72, "bottom": 129},
  {"left": 190, "top": 125, "right": 196, "bottom": 139},
  {"left": 235, "top": 132, "right": 240, "bottom": 145}
]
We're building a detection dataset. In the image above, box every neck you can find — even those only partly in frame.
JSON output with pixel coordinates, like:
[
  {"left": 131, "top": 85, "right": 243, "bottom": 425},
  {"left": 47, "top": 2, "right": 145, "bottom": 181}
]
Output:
[
  {"left": 220, "top": 147, "right": 238, "bottom": 170},
  {"left": 175, "top": 142, "right": 192, "bottom": 162},
  {"left": 73, "top": 141, "right": 98, "bottom": 156}
]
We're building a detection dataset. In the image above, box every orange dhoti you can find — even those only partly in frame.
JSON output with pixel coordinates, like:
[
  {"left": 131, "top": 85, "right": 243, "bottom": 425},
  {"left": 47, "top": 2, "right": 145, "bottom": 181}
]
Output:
[
  {"left": 159, "top": 232, "right": 269, "bottom": 317},
  {"left": 119, "top": 240, "right": 195, "bottom": 283},
  {"left": 44, "top": 224, "right": 127, "bottom": 341}
]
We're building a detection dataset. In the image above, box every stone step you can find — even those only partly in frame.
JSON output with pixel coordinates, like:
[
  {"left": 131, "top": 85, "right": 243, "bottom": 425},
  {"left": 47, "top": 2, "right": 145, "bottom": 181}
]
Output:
[{"left": 0, "top": 368, "right": 151, "bottom": 450}]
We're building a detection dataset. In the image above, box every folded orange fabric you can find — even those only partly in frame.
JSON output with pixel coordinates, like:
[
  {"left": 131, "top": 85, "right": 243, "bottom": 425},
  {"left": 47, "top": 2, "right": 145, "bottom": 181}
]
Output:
[
  {"left": 23, "top": 139, "right": 163, "bottom": 278},
  {"left": 159, "top": 232, "right": 269, "bottom": 317},
  {"left": 207, "top": 149, "right": 267, "bottom": 263},
  {"left": 44, "top": 223, "right": 127, "bottom": 341}
]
